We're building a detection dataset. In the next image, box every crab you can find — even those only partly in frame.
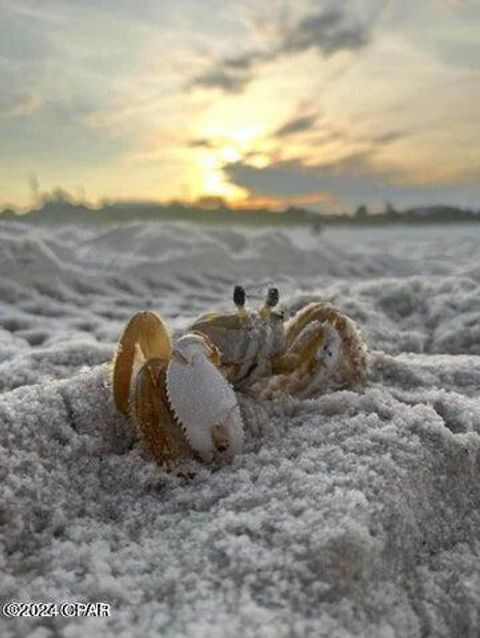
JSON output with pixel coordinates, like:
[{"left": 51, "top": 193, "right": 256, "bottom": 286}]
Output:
[{"left": 112, "top": 286, "right": 367, "bottom": 465}]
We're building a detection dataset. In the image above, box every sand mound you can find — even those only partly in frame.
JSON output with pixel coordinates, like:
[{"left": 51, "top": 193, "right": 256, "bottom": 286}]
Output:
[{"left": 1, "top": 219, "right": 480, "bottom": 637}]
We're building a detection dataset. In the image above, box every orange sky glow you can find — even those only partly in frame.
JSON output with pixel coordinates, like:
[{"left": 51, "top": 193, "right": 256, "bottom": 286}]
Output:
[{"left": 1, "top": 0, "right": 480, "bottom": 212}]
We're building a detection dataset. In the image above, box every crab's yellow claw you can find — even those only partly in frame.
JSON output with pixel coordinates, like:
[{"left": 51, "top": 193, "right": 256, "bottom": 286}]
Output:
[
  {"left": 133, "top": 358, "right": 189, "bottom": 464},
  {"left": 112, "top": 310, "right": 172, "bottom": 415}
]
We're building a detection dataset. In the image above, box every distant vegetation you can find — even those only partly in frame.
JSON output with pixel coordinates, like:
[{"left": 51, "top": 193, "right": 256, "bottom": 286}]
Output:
[
  {"left": 343, "top": 203, "right": 480, "bottom": 225},
  {"left": 0, "top": 193, "right": 322, "bottom": 228},
  {"left": 1, "top": 191, "right": 479, "bottom": 227}
]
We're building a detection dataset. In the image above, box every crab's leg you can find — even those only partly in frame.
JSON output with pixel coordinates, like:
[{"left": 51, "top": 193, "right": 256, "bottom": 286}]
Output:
[
  {"left": 330, "top": 313, "right": 368, "bottom": 386},
  {"left": 284, "top": 303, "right": 367, "bottom": 385},
  {"left": 133, "top": 358, "right": 189, "bottom": 464},
  {"left": 268, "top": 303, "right": 367, "bottom": 397},
  {"left": 271, "top": 325, "right": 329, "bottom": 374},
  {"left": 112, "top": 310, "right": 172, "bottom": 415},
  {"left": 283, "top": 303, "right": 331, "bottom": 347}
]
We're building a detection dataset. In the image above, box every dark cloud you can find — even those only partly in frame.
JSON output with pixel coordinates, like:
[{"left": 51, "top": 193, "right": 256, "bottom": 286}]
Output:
[
  {"left": 190, "top": 5, "right": 375, "bottom": 93},
  {"left": 223, "top": 154, "right": 480, "bottom": 210},
  {"left": 191, "top": 67, "right": 251, "bottom": 93},
  {"left": 222, "top": 52, "right": 265, "bottom": 71},
  {"left": 224, "top": 153, "right": 382, "bottom": 199},
  {"left": 280, "top": 8, "right": 370, "bottom": 57},
  {"left": 274, "top": 114, "right": 318, "bottom": 137},
  {"left": 191, "top": 51, "right": 267, "bottom": 93},
  {"left": 188, "top": 138, "right": 217, "bottom": 148}
]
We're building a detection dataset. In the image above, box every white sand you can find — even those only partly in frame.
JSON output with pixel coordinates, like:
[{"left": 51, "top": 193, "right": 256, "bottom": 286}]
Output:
[{"left": 1, "top": 219, "right": 480, "bottom": 637}]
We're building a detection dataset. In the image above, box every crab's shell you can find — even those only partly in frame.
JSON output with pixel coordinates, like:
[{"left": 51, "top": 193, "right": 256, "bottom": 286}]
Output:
[{"left": 189, "top": 310, "right": 285, "bottom": 384}]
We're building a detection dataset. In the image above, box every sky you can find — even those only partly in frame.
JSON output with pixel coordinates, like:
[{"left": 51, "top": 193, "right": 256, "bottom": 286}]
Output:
[{"left": 1, "top": 0, "right": 480, "bottom": 213}]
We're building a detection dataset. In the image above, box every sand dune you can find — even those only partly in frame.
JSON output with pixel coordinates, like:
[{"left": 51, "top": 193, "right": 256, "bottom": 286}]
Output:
[{"left": 1, "top": 219, "right": 480, "bottom": 637}]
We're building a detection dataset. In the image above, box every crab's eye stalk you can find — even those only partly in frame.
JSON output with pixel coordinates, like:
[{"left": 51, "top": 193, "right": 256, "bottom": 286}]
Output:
[
  {"left": 266, "top": 287, "right": 279, "bottom": 308},
  {"left": 233, "top": 285, "right": 248, "bottom": 318},
  {"left": 260, "top": 286, "right": 279, "bottom": 319},
  {"left": 233, "top": 285, "right": 246, "bottom": 308}
]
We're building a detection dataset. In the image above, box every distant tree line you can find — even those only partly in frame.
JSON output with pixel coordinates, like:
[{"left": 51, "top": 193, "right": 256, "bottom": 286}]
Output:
[
  {"left": 0, "top": 193, "right": 479, "bottom": 227},
  {"left": 345, "top": 203, "right": 480, "bottom": 224}
]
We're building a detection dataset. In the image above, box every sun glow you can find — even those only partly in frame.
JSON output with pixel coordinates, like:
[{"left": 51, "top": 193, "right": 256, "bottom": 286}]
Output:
[
  {"left": 192, "top": 121, "right": 270, "bottom": 203},
  {"left": 197, "top": 154, "right": 246, "bottom": 200}
]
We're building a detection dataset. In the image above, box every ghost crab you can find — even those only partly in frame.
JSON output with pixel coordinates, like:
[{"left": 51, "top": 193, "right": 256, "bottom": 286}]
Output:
[{"left": 112, "top": 287, "right": 367, "bottom": 465}]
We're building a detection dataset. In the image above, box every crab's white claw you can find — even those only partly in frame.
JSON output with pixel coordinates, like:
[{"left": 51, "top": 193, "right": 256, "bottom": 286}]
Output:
[{"left": 165, "top": 334, "right": 244, "bottom": 462}]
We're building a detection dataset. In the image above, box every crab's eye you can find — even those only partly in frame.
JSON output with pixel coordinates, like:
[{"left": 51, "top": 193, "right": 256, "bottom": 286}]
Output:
[
  {"left": 266, "top": 287, "right": 279, "bottom": 308},
  {"left": 233, "top": 285, "right": 246, "bottom": 307}
]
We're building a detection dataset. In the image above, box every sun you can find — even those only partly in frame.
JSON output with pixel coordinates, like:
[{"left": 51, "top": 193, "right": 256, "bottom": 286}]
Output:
[
  {"left": 192, "top": 122, "right": 268, "bottom": 202},
  {"left": 201, "top": 169, "right": 244, "bottom": 199},
  {"left": 228, "top": 123, "right": 264, "bottom": 148}
]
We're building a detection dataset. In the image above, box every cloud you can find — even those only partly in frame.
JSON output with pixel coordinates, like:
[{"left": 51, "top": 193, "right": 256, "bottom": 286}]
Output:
[
  {"left": 224, "top": 153, "right": 381, "bottom": 198},
  {"left": 0, "top": 4, "right": 53, "bottom": 118},
  {"left": 191, "top": 67, "right": 251, "bottom": 93},
  {"left": 223, "top": 154, "right": 480, "bottom": 210},
  {"left": 280, "top": 7, "right": 371, "bottom": 56},
  {"left": 190, "top": 51, "right": 268, "bottom": 93},
  {"left": 190, "top": 4, "right": 376, "bottom": 93},
  {"left": 223, "top": 154, "right": 382, "bottom": 212},
  {"left": 274, "top": 114, "right": 318, "bottom": 137},
  {"left": 371, "top": 130, "right": 408, "bottom": 145},
  {"left": 188, "top": 138, "right": 218, "bottom": 149}
]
